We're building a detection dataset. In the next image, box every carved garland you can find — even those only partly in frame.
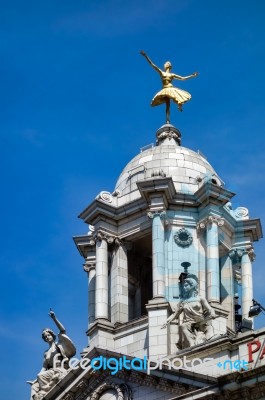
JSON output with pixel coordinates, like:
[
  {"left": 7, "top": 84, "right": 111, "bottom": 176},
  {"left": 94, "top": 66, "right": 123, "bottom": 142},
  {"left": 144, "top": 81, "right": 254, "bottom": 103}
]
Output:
[{"left": 174, "top": 228, "right": 193, "bottom": 248}]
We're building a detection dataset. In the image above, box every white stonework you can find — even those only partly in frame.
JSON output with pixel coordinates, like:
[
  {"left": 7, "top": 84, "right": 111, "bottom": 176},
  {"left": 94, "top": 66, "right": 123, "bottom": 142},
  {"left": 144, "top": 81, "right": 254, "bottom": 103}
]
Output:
[{"left": 32, "top": 124, "right": 264, "bottom": 400}]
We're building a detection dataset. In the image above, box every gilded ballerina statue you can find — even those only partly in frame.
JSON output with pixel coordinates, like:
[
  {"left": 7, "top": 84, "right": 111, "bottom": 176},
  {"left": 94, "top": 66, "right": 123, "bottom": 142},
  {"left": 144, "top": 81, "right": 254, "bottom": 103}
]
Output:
[{"left": 140, "top": 51, "right": 198, "bottom": 123}]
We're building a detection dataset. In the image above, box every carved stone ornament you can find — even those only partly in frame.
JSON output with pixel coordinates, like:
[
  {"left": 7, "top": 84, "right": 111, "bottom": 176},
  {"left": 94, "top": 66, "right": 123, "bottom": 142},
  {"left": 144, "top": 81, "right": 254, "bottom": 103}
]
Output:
[
  {"left": 147, "top": 210, "right": 166, "bottom": 219},
  {"left": 151, "top": 168, "right": 166, "bottom": 177},
  {"left": 229, "top": 249, "right": 243, "bottom": 263},
  {"left": 155, "top": 124, "right": 181, "bottom": 145},
  {"left": 94, "top": 230, "right": 115, "bottom": 244},
  {"left": 112, "top": 189, "right": 121, "bottom": 197},
  {"left": 88, "top": 224, "right": 95, "bottom": 233},
  {"left": 89, "top": 382, "right": 132, "bottom": 400},
  {"left": 83, "top": 261, "right": 96, "bottom": 273},
  {"left": 174, "top": 228, "right": 193, "bottom": 248},
  {"left": 229, "top": 247, "right": 255, "bottom": 263},
  {"left": 247, "top": 247, "right": 256, "bottom": 262},
  {"left": 28, "top": 311, "right": 76, "bottom": 400},
  {"left": 157, "top": 130, "right": 179, "bottom": 140},
  {"left": 197, "top": 215, "right": 224, "bottom": 231},
  {"left": 86, "top": 237, "right": 96, "bottom": 246},
  {"left": 96, "top": 191, "right": 113, "bottom": 203},
  {"left": 162, "top": 273, "right": 217, "bottom": 350},
  {"left": 234, "top": 207, "right": 249, "bottom": 219}
]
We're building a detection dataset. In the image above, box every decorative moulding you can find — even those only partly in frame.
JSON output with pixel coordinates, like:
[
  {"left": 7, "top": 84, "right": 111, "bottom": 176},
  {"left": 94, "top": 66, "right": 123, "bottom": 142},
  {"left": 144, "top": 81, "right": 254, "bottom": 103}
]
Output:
[{"left": 174, "top": 228, "right": 193, "bottom": 248}]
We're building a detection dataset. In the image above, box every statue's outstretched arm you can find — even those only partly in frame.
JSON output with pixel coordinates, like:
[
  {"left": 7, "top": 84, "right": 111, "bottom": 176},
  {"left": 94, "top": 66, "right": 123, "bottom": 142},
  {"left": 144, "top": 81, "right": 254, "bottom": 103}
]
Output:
[
  {"left": 172, "top": 72, "right": 199, "bottom": 81},
  {"left": 161, "top": 305, "right": 182, "bottom": 329},
  {"left": 140, "top": 50, "right": 161, "bottom": 74},
  {"left": 49, "top": 310, "right": 66, "bottom": 333}
]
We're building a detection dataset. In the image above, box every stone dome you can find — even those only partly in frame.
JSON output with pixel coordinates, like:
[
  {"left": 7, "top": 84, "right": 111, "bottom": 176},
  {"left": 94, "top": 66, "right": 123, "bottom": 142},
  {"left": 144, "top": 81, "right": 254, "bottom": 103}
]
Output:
[{"left": 114, "top": 125, "right": 222, "bottom": 202}]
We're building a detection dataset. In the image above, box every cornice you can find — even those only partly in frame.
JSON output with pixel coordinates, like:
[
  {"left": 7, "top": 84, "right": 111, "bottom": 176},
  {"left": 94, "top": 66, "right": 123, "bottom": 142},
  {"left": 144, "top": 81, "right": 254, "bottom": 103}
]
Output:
[{"left": 194, "top": 182, "right": 235, "bottom": 208}]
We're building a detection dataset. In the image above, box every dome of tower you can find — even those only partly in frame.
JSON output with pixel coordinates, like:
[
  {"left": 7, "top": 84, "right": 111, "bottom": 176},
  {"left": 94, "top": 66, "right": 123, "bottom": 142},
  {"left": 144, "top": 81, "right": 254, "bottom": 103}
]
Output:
[{"left": 114, "top": 124, "right": 222, "bottom": 202}]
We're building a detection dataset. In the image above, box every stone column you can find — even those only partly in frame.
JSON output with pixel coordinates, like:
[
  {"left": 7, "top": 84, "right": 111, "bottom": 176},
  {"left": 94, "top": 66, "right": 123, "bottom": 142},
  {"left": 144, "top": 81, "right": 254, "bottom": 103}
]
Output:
[
  {"left": 111, "top": 239, "right": 129, "bottom": 324},
  {"left": 148, "top": 210, "right": 166, "bottom": 299},
  {"left": 241, "top": 248, "right": 255, "bottom": 322},
  {"left": 198, "top": 216, "right": 224, "bottom": 303},
  {"left": 95, "top": 231, "right": 109, "bottom": 320},
  {"left": 84, "top": 259, "right": 96, "bottom": 326}
]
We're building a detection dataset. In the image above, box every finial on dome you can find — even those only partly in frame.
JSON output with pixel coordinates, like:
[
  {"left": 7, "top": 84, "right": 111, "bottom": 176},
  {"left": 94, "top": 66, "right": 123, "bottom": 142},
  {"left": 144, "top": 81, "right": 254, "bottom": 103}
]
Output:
[{"left": 156, "top": 124, "right": 181, "bottom": 146}]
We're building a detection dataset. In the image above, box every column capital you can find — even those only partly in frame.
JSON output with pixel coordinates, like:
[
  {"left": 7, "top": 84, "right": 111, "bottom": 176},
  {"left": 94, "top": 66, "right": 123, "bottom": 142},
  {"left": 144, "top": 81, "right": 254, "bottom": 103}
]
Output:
[
  {"left": 229, "top": 246, "right": 255, "bottom": 262},
  {"left": 197, "top": 215, "right": 224, "bottom": 231},
  {"left": 113, "top": 237, "right": 132, "bottom": 251},
  {"left": 147, "top": 209, "right": 166, "bottom": 219},
  {"left": 244, "top": 246, "right": 256, "bottom": 262},
  {"left": 229, "top": 248, "right": 244, "bottom": 261},
  {"left": 94, "top": 230, "right": 115, "bottom": 244},
  {"left": 83, "top": 262, "right": 96, "bottom": 273}
]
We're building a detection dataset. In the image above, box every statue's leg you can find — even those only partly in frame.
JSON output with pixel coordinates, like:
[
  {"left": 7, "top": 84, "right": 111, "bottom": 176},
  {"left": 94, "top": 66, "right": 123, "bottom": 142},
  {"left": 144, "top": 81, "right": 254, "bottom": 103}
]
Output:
[
  {"left": 166, "top": 98, "right": 170, "bottom": 124},
  {"left": 204, "top": 321, "right": 214, "bottom": 340},
  {"left": 179, "top": 322, "right": 195, "bottom": 348}
]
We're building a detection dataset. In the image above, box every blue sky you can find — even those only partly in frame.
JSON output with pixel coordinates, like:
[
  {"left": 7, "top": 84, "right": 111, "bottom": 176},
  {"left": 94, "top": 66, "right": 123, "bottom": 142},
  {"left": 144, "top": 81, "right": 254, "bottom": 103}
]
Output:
[{"left": 1, "top": 1, "right": 265, "bottom": 398}]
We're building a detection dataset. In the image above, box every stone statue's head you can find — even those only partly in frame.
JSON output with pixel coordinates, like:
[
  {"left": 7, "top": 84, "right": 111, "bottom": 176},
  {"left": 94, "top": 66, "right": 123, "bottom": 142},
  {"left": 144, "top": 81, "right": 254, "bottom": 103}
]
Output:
[
  {"left": 183, "top": 277, "right": 199, "bottom": 297},
  {"left": 42, "top": 328, "right": 56, "bottom": 343},
  {"left": 164, "top": 61, "right": 172, "bottom": 70}
]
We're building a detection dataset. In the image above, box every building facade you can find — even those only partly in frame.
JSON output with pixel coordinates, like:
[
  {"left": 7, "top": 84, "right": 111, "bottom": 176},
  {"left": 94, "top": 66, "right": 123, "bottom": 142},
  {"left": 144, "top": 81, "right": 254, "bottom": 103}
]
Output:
[{"left": 31, "top": 123, "right": 265, "bottom": 400}]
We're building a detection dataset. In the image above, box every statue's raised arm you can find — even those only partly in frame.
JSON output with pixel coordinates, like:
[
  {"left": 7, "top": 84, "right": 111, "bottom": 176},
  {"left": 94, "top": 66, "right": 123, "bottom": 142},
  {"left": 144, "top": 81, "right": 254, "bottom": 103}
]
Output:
[
  {"left": 27, "top": 310, "right": 76, "bottom": 400},
  {"left": 140, "top": 50, "right": 162, "bottom": 74},
  {"left": 49, "top": 309, "right": 66, "bottom": 333}
]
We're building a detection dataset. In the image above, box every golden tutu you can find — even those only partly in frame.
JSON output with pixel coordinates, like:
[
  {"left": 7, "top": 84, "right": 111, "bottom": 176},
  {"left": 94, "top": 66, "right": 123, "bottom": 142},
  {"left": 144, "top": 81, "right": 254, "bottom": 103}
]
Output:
[{"left": 151, "top": 87, "right": 191, "bottom": 107}]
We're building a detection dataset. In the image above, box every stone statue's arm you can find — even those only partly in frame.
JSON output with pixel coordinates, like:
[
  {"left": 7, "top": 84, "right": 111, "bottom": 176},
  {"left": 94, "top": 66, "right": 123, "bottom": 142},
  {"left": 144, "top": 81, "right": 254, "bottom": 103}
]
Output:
[
  {"left": 161, "top": 305, "right": 182, "bottom": 329},
  {"left": 172, "top": 72, "right": 199, "bottom": 81},
  {"left": 200, "top": 297, "right": 216, "bottom": 318},
  {"left": 140, "top": 50, "right": 162, "bottom": 74},
  {"left": 49, "top": 310, "right": 66, "bottom": 333}
]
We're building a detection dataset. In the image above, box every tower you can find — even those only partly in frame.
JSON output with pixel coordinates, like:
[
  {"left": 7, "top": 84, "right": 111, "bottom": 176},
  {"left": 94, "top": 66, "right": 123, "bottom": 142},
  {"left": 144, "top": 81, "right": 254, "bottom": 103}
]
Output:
[
  {"left": 74, "top": 123, "right": 262, "bottom": 360},
  {"left": 32, "top": 122, "right": 265, "bottom": 400}
]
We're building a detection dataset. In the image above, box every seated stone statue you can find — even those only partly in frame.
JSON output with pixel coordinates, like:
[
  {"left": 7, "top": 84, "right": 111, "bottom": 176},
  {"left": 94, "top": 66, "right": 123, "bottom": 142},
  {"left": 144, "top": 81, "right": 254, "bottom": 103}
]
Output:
[
  {"left": 162, "top": 275, "right": 216, "bottom": 349},
  {"left": 27, "top": 310, "right": 76, "bottom": 400}
]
